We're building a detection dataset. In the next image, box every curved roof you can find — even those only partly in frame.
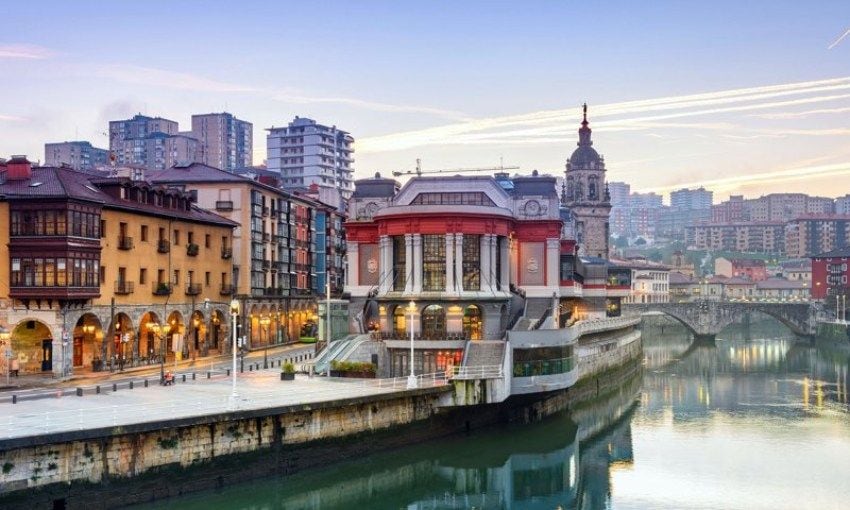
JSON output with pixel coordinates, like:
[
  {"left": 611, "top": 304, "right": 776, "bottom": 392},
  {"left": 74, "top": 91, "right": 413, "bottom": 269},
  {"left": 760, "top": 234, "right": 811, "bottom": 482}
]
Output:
[{"left": 569, "top": 145, "right": 601, "bottom": 167}]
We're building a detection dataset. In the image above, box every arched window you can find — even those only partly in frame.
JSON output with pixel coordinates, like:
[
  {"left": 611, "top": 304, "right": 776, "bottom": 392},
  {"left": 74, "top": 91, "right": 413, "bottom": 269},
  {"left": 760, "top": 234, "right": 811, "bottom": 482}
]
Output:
[
  {"left": 421, "top": 305, "right": 446, "bottom": 339},
  {"left": 588, "top": 176, "right": 599, "bottom": 201},
  {"left": 393, "top": 305, "right": 407, "bottom": 338},
  {"left": 463, "top": 305, "right": 483, "bottom": 340}
]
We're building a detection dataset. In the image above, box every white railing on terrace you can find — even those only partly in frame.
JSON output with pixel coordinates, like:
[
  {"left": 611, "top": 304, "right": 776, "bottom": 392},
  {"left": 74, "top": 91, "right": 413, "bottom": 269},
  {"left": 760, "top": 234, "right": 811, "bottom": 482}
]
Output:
[
  {"left": 451, "top": 365, "right": 504, "bottom": 380},
  {"left": 573, "top": 315, "right": 641, "bottom": 336},
  {"left": 362, "top": 371, "right": 450, "bottom": 389}
]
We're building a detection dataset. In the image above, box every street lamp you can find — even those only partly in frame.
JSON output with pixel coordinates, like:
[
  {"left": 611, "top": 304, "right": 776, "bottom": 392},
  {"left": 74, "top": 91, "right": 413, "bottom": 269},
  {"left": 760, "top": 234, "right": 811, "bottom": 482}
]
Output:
[
  {"left": 229, "top": 299, "right": 240, "bottom": 410},
  {"left": 260, "top": 315, "right": 271, "bottom": 369},
  {"left": 407, "top": 301, "right": 417, "bottom": 389}
]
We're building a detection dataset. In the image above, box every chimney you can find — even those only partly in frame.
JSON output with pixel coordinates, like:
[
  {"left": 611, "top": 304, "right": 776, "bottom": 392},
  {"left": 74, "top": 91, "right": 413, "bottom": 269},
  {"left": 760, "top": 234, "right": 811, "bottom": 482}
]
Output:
[{"left": 6, "top": 155, "right": 32, "bottom": 181}]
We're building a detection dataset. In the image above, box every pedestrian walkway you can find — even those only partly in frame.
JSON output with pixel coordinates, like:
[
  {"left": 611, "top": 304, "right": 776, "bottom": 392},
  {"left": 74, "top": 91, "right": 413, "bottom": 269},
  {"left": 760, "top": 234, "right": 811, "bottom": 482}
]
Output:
[
  {"left": 0, "top": 370, "right": 450, "bottom": 441},
  {"left": 1, "top": 343, "right": 315, "bottom": 392}
]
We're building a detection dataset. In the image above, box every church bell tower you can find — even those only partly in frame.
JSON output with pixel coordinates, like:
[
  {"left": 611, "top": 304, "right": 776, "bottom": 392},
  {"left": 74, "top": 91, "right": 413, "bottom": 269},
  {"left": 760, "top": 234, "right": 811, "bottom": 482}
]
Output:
[{"left": 563, "top": 104, "right": 611, "bottom": 259}]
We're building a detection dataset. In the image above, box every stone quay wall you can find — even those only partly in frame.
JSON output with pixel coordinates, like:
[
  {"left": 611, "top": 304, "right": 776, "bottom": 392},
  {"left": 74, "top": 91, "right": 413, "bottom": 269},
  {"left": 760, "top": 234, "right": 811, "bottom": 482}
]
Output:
[{"left": 0, "top": 386, "right": 472, "bottom": 509}]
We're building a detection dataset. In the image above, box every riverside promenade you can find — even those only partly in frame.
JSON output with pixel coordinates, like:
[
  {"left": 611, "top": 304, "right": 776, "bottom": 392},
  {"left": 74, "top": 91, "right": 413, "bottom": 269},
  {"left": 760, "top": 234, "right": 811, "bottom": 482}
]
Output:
[{"left": 0, "top": 370, "right": 449, "bottom": 441}]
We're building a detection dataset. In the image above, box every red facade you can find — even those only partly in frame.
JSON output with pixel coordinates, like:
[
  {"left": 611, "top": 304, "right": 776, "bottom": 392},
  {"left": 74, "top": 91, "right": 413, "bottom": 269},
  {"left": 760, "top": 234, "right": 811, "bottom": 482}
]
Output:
[{"left": 811, "top": 255, "right": 850, "bottom": 300}]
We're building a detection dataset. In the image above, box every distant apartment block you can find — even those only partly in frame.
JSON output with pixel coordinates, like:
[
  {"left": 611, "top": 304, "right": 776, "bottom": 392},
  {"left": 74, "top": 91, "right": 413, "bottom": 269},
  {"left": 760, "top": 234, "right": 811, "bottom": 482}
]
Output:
[
  {"left": 191, "top": 112, "right": 253, "bottom": 171},
  {"left": 785, "top": 216, "right": 850, "bottom": 259},
  {"left": 686, "top": 222, "right": 785, "bottom": 254},
  {"left": 836, "top": 194, "right": 850, "bottom": 215},
  {"left": 745, "top": 193, "right": 834, "bottom": 222},
  {"left": 670, "top": 187, "right": 713, "bottom": 211},
  {"left": 608, "top": 182, "right": 662, "bottom": 239},
  {"left": 711, "top": 195, "right": 746, "bottom": 223},
  {"left": 267, "top": 117, "right": 354, "bottom": 209},
  {"left": 109, "top": 114, "right": 202, "bottom": 170},
  {"left": 44, "top": 141, "right": 109, "bottom": 170},
  {"left": 714, "top": 257, "right": 768, "bottom": 281}
]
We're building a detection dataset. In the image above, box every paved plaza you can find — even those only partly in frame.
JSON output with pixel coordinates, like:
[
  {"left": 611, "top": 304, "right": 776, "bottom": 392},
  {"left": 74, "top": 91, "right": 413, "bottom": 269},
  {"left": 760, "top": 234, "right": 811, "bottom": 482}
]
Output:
[{"left": 0, "top": 371, "right": 437, "bottom": 441}]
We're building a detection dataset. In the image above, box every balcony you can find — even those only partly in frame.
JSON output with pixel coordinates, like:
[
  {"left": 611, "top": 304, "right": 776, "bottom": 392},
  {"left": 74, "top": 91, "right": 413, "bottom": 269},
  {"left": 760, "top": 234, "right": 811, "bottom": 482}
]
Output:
[
  {"left": 262, "top": 260, "right": 271, "bottom": 270},
  {"left": 117, "top": 236, "right": 134, "bottom": 250},
  {"left": 157, "top": 240, "right": 170, "bottom": 253},
  {"left": 262, "top": 207, "right": 269, "bottom": 217},
  {"left": 263, "top": 233, "right": 270, "bottom": 243},
  {"left": 186, "top": 243, "right": 199, "bottom": 257},
  {"left": 185, "top": 283, "right": 202, "bottom": 296},
  {"left": 219, "top": 284, "right": 234, "bottom": 296},
  {"left": 215, "top": 200, "right": 234, "bottom": 212},
  {"left": 114, "top": 280, "right": 134, "bottom": 295},
  {"left": 152, "top": 283, "right": 172, "bottom": 296},
  {"left": 221, "top": 247, "right": 233, "bottom": 259},
  {"left": 263, "top": 286, "right": 283, "bottom": 297}
]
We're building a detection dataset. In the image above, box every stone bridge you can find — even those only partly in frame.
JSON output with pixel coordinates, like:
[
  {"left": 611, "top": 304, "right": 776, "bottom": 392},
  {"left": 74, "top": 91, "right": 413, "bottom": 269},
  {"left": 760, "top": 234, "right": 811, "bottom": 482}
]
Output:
[{"left": 624, "top": 301, "right": 820, "bottom": 338}]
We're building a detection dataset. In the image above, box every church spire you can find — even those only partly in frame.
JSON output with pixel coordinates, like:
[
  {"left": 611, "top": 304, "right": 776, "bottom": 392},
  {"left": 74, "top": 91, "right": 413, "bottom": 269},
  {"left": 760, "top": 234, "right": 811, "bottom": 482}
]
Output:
[{"left": 578, "top": 103, "right": 592, "bottom": 146}]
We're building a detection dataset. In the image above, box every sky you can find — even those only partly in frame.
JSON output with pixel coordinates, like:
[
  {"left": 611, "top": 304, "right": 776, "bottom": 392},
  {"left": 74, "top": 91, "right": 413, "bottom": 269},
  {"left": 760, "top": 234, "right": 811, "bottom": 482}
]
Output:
[{"left": 2, "top": 1, "right": 850, "bottom": 201}]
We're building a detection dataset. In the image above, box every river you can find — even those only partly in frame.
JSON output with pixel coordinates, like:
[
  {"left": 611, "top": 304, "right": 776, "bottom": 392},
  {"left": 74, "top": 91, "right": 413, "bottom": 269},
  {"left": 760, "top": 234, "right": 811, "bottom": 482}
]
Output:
[{"left": 135, "top": 318, "right": 850, "bottom": 509}]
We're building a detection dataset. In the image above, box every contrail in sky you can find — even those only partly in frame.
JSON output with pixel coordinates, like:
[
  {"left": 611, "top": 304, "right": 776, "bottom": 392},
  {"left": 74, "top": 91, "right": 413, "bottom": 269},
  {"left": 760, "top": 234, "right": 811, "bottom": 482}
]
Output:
[{"left": 828, "top": 27, "right": 850, "bottom": 49}]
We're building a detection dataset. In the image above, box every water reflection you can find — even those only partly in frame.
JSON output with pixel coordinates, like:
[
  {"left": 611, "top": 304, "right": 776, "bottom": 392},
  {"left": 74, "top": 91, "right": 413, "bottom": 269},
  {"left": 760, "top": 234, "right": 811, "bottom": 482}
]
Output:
[{"left": 136, "top": 318, "right": 850, "bottom": 510}]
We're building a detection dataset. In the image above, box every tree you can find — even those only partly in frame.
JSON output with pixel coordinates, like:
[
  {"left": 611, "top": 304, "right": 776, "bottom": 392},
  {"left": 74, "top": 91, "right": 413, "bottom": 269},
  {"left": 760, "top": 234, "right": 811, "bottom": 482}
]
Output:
[{"left": 635, "top": 237, "right": 647, "bottom": 246}]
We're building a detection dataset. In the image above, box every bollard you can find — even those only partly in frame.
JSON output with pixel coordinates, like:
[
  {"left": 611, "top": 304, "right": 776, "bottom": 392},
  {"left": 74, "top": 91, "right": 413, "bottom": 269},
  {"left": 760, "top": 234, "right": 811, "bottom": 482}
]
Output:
[
  {"left": 96, "top": 385, "right": 101, "bottom": 394},
  {"left": 192, "top": 373, "right": 196, "bottom": 381},
  {"left": 12, "top": 394, "right": 17, "bottom": 404},
  {"left": 207, "top": 371, "right": 211, "bottom": 379},
  {"left": 144, "top": 379, "right": 149, "bottom": 388},
  {"left": 129, "top": 381, "right": 134, "bottom": 390},
  {"left": 182, "top": 374, "right": 186, "bottom": 382},
  {"left": 112, "top": 383, "right": 117, "bottom": 392},
  {"left": 76, "top": 388, "right": 83, "bottom": 397},
  {"left": 226, "top": 368, "right": 230, "bottom": 376},
  {"left": 249, "top": 365, "right": 253, "bottom": 372}
]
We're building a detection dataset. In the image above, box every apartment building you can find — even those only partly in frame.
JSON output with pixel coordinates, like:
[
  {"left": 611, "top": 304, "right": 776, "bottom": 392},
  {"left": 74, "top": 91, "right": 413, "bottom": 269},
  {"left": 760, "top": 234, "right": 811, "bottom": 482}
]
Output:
[
  {"left": 0, "top": 157, "right": 235, "bottom": 376},
  {"left": 685, "top": 222, "right": 785, "bottom": 254},
  {"left": 785, "top": 215, "right": 850, "bottom": 259},
  {"left": 148, "top": 163, "right": 331, "bottom": 348},
  {"left": 44, "top": 141, "right": 109, "bottom": 171},
  {"left": 109, "top": 114, "right": 203, "bottom": 170},
  {"left": 191, "top": 112, "right": 253, "bottom": 171},
  {"left": 266, "top": 116, "right": 354, "bottom": 210}
]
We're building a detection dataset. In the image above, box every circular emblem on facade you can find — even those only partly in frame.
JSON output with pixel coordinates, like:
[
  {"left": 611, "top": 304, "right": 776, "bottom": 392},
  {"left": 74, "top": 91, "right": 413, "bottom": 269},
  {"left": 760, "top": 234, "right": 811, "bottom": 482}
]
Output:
[
  {"left": 524, "top": 199, "right": 540, "bottom": 216},
  {"left": 367, "top": 258, "right": 378, "bottom": 274},
  {"left": 527, "top": 257, "right": 539, "bottom": 273}
]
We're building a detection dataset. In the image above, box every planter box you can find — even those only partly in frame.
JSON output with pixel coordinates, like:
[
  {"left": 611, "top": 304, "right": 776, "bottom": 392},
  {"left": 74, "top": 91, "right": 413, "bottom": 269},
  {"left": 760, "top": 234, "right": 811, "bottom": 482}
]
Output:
[
  {"left": 330, "top": 370, "right": 376, "bottom": 379},
  {"left": 280, "top": 372, "right": 295, "bottom": 381}
]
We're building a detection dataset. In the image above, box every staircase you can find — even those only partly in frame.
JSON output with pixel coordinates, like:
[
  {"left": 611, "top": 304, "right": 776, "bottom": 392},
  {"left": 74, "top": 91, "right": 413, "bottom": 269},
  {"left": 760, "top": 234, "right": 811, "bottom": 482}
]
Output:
[
  {"left": 313, "top": 334, "right": 369, "bottom": 373},
  {"left": 462, "top": 341, "right": 506, "bottom": 369}
]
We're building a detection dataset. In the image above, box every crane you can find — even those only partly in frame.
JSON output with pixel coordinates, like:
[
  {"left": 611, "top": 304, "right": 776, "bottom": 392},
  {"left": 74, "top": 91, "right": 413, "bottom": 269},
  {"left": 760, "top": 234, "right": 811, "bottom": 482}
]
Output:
[{"left": 391, "top": 158, "right": 519, "bottom": 177}]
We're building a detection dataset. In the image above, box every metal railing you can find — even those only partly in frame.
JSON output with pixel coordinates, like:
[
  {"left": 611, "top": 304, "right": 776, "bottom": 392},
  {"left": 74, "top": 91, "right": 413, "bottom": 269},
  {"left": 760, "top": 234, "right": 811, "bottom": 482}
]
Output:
[
  {"left": 361, "top": 371, "right": 450, "bottom": 389},
  {"left": 451, "top": 365, "right": 504, "bottom": 380},
  {"left": 114, "top": 280, "right": 134, "bottom": 295},
  {"left": 117, "top": 236, "right": 134, "bottom": 250}
]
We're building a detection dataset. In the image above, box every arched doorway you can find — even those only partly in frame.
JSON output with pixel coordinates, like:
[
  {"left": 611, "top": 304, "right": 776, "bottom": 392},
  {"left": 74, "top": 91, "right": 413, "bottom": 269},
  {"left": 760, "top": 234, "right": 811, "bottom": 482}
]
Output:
[
  {"left": 190, "top": 310, "right": 205, "bottom": 357},
  {"left": 421, "top": 305, "right": 446, "bottom": 340},
  {"left": 72, "top": 313, "right": 103, "bottom": 370},
  {"left": 138, "top": 312, "right": 161, "bottom": 363},
  {"left": 10, "top": 319, "right": 53, "bottom": 373},
  {"left": 108, "top": 313, "right": 134, "bottom": 368},
  {"left": 210, "top": 310, "right": 225, "bottom": 353},
  {"left": 463, "top": 305, "right": 483, "bottom": 340},
  {"left": 166, "top": 311, "right": 185, "bottom": 360},
  {"left": 393, "top": 305, "right": 407, "bottom": 338}
]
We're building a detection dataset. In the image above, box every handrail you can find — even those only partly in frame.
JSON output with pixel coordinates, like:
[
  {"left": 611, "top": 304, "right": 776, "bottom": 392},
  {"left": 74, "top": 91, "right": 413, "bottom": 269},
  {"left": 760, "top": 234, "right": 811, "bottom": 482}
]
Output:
[{"left": 451, "top": 365, "right": 503, "bottom": 380}]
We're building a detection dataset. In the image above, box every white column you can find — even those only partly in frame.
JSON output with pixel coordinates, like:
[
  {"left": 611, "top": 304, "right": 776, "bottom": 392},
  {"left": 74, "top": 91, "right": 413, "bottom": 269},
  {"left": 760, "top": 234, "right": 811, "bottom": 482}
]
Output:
[
  {"left": 480, "top": 234, "right": 490, "bottom": 292},
  {"left": 412, "top": 234, "right": 423, "bottom": 293},
  {"left": 404, "top": 234, "right": 413, "bottom": 294},
  {"left": 455, "top": 234, "right": 464, "bottom": 293},
  {"left": 378, "top": 235, "right": 391, "bottom": 294},
  {"left": 499, "top": 236, "right": 510, "bottom": 292},
  {"left": 346, "top": 241, "right": 359, "bottom": 289},
  {"left": 489, "top": 235, "right": 498, "bottom": 292},
  {"left": 445, "top": 234, "right": 454, "bottom": 293},
  {"left": 546, "top": 238, "right": 560, "bottom": 290}
]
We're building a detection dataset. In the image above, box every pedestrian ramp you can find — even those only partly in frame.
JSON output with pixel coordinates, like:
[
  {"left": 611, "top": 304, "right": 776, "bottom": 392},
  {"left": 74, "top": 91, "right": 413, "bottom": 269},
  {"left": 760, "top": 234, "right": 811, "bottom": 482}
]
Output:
[{"left": 312, "top": 334, "right": 370, "bottom": 374}]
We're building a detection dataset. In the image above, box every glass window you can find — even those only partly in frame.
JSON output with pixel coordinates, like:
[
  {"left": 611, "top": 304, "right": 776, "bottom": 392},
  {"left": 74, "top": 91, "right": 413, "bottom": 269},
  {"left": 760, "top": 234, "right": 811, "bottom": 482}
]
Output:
[
  {"left": 421, "top": 305, "right": 446, "bottom": 339},
  {"left": 462, "top": 235, "right": 481, "bottom": 291},
  {"left": 422, "top": 235, "right": 446, "bottom": 291},
  {"left": 393, "top": 236, "right": 406, "bottom": 291}
]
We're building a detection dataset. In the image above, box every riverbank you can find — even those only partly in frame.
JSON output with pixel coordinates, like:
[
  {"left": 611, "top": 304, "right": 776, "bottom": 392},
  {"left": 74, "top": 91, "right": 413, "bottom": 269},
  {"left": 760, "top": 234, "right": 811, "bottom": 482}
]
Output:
[{"left": 0, "top": 336, "right": 643, "bottom": 509}]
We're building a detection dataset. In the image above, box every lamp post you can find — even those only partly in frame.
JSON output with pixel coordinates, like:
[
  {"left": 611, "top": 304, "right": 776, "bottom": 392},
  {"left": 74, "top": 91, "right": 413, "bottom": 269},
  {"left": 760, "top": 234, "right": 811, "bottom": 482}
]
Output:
[
  {"left": 407, "top": 300, "right": 417, "bottom": 389},
  {"left": 229, "top": 299, "right": 240, "bottom": 409},
  {"left": 260, "top": 315, "right": 271, "bottom": 369}
]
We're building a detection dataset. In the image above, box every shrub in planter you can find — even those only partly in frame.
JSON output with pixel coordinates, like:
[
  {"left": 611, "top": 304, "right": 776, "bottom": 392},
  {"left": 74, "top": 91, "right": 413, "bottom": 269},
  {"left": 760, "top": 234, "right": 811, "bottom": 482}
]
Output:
[
  {"left": 281, "top": 362, "right": 295, "bottom": 381},
  {"left": 299, "top": 336, "right": 317, "bottom": 344},
  {"left": 330, "top": 360, "right": 377, "bottom": 378}
]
